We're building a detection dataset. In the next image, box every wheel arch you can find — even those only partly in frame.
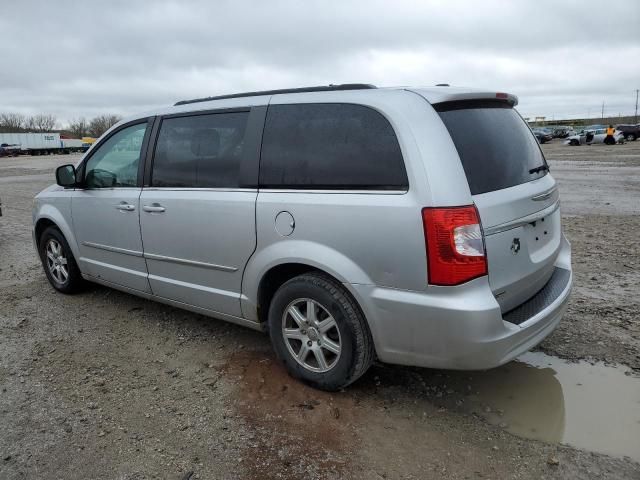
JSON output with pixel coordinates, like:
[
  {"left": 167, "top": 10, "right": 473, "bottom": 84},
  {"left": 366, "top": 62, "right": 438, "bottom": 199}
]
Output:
[
  {"left": 251, "top": 261, "right": 378, "bottom": 363},
  {"left": 34, "top": 218, "right": 58, "bottom": 247},
  {"left": 241, "top": 240, "right": 374, "bottom": 323},
  {"left": 256, "top": 263, "right": 325, "bottom": 324},
  {"left": 33, "top": 206, "right": 80, "bottom": 260},
  {"left": 255, "top": 262, "right": 369, "bottom": 322}
]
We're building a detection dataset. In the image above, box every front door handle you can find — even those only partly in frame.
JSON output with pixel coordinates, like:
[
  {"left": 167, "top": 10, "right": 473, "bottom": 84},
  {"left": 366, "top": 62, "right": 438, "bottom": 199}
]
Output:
[
  {"left": 143, "top": 203, "right": 166, "bottom": 213},
  {"left": 116, "top": 203, "right": 136, "bottom": 212}
]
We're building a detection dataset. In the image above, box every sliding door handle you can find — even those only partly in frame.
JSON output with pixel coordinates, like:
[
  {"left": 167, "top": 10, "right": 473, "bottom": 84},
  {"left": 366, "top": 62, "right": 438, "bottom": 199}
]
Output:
[{"left": 143, "top": 203, "right": 166, "bottom": 213}]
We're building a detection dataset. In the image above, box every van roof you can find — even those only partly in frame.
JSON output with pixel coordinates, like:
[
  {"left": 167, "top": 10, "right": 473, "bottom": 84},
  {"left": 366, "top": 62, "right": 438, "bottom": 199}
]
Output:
[
  {"left": 174, "top": 83, "right": 377, "bottom": 106},
  {"left": 174, "top": 84, "right": 518, "bottom": 107},
  {"left": 121, "top": 85, "right": 518, "bottom": 126}
]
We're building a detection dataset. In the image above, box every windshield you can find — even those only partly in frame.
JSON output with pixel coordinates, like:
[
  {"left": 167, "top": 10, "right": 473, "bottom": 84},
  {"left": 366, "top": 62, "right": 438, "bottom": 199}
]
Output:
[{"left": 436, "top": 101, "right": 548, "bottom": 195}]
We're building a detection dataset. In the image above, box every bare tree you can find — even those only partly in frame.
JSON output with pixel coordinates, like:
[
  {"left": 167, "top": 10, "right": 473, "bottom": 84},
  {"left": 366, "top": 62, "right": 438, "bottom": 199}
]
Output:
[
  {"left": 88, "top": 114, "right": 122, "bottom": 137},
  {"left": 68, "top": 117, "right": 89, "bottom": 138},
  {"left": 24, "top": 115, "right": 37, "bottom": 131},
  {"left": 29, "top": 114, "right": 57, "bottom": 132},
  {"left": 0, "top": 112, "right": 27, "bottom": 132}
]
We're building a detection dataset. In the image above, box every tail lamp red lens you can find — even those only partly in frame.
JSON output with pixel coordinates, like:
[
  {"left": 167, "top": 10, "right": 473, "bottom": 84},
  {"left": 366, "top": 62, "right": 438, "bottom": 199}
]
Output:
[{"left": 422, "top": 205, "right": 488, "bottom": 286}]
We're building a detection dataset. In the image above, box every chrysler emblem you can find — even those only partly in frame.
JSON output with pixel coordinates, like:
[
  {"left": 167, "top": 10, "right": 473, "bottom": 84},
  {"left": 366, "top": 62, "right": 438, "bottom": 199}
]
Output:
[{"left": 511, "top": 238, "right": 521, "bottom": 255}]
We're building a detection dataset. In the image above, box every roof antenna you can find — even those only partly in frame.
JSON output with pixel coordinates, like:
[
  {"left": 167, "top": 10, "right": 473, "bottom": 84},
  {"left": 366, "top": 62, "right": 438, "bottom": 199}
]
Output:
[{"left": 435, "top": 83, "right": 450, "bottom": 87}]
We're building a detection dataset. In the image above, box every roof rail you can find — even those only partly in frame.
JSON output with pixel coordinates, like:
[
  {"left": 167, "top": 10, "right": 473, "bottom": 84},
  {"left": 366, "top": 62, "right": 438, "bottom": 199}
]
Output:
[{"left": 174, "top": 83, "right": 377, "bottom": 106}]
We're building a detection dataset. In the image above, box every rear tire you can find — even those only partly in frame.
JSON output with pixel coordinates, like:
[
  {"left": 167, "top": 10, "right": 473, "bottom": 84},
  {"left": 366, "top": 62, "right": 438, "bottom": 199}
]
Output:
[
  {"left": 268, "top": 273, "right": 374, "bottom": 391},
  {"left": 39, "top": 226, "right": 85, "bottom": 294}
]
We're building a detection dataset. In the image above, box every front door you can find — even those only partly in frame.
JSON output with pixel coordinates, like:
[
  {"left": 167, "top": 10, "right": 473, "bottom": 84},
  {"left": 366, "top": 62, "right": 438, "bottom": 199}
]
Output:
[
  {"left": 139, "top": 110, "right": 258, "bottom": 317},
  {"left": 72, "top": 121, "right": 152, "bottom": 292}
]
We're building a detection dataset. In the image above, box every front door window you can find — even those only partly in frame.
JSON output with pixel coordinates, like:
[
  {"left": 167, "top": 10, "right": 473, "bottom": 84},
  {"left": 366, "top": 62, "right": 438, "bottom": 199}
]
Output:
[{"left": 84, "top": 123, "right": 147, "bottom": 188}]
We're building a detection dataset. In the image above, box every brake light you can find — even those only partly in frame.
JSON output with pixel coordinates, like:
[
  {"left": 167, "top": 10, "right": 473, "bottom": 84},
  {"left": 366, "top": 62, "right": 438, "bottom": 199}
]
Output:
[
  {"left": 496, "top": 92, "right": 509, "bottom": 99},
  {"left": 422, "top": 205, "right": 487, "bottom": 286}
]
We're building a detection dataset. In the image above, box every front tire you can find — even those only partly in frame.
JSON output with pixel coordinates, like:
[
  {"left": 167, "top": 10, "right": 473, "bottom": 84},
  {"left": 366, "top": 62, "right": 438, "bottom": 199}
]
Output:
[
  {"left": 39, "top": 226, "right": 85, "bottom": 294},
  {"left": 268, "top": 273, "right": 374, "bottom": 391}
]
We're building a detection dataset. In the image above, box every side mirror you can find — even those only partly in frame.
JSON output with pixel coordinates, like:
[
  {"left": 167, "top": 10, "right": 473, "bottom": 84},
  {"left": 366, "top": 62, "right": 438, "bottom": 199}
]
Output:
[{"left": 56, "top": 164, "right": 76, "bottom": 187}]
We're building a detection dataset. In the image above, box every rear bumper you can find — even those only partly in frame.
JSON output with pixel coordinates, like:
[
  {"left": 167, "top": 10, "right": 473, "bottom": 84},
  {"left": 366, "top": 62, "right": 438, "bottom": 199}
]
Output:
[{"left": 350, "top": 234, "right": 572, "bottom": 370}]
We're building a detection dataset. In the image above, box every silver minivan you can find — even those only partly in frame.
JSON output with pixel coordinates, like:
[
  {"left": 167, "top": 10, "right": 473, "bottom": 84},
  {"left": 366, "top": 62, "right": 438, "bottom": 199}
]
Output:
[{"left": 33, "top": 84, "right": 572, "bottom": 390}]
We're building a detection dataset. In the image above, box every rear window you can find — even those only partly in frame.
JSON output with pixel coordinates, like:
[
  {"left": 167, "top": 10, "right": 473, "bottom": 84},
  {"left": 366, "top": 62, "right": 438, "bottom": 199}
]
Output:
[
  {"left": 436, "top": 101, "right": 547, "bottom": 195},
  {"left": 260, "top": 103, "right": 408, "bottom": 189}
]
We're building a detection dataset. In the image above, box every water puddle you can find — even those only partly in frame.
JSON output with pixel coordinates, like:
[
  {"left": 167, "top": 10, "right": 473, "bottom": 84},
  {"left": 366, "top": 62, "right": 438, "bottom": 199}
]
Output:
[{"left": 461, "top": 352, "right": 640, "bottom": 462}]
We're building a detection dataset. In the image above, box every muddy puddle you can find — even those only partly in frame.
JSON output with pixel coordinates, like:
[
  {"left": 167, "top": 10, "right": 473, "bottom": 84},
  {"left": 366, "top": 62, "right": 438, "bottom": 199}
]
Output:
[
  {"left": 222, "top": 348, "right": 640, "bottom": 475},
  {"left": 459, "top": 352, "right": 640, "bottom": 462}
]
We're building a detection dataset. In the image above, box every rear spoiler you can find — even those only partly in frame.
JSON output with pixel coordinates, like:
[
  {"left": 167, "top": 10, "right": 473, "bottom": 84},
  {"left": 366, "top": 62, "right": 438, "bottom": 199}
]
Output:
[
  {"left": 407, "top": 88, "right": 518, "bottom": 107},
  {"left": 432, "top": 98, "right": 517, "bottom": 112}
]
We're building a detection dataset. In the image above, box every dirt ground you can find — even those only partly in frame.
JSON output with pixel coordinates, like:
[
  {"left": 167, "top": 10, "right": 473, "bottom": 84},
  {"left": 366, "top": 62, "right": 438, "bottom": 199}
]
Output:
[{"left": 1, "top": 141, "right": 639, "bottom": 480}]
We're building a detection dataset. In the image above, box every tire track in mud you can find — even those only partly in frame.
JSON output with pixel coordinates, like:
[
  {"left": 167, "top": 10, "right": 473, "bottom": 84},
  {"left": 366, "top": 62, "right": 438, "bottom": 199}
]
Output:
[{"left": 218, "top": 349, "right": 359, "bottom": 480}]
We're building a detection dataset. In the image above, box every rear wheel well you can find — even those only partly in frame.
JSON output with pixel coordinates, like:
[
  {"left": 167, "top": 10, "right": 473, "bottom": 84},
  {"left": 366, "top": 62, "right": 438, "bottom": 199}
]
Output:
[
  {"left": 257, "top": 263, "right": 361, "bottom": 325},
  {"left": 35, "top": 218, "right": 57, "bottom": 247},
  {"left": 258, "top": 263, "right": 318, "bottom": 323}
]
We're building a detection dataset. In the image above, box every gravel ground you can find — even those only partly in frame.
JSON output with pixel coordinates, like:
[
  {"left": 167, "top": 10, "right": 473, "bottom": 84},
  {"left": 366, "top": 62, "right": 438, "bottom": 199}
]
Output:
[{"left": 1, "top": 142, "right": 639, "bottom": 479}]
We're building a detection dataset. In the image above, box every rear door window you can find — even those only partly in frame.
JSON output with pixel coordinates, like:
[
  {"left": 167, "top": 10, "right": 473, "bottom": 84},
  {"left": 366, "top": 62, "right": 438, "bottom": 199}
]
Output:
[
  {"left": 436, "top": 101, "right": 547, "bottom": 195},
  {"left": 152, "top": 111, "right": 249, "bottom": 188},
  {"left": 259, "top": 103, "right": 408, "bottom": 189}
]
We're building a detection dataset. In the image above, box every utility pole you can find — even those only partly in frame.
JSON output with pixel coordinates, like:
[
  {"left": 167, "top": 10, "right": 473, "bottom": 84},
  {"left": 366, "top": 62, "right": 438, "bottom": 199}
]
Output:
[
  {"left": 601, "top": 101, "right": 605, "bottom": 121},
  {"left": 635, "top": 89, "right": 638, "bottom": 124}
]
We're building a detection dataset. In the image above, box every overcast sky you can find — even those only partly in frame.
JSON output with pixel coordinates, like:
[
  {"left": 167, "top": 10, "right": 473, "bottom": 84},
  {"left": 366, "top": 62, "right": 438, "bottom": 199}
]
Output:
[{"left": 1, "top": 0, "right": 638, "bottom": 127}]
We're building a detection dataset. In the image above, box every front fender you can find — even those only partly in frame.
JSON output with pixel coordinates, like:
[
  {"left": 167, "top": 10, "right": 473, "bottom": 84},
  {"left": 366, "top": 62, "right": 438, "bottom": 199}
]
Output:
[
  {"left": 33, "top": 196, "right": 79, "bottom": 260},
  {"left": 241, "top": 239, "right": 374, "bottom": 321}
]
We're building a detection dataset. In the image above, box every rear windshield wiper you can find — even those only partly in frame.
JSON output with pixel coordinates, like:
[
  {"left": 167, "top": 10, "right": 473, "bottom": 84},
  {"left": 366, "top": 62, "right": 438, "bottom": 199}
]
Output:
[{"left": 529, "top": 164, "right": 549, "bottom": 174}]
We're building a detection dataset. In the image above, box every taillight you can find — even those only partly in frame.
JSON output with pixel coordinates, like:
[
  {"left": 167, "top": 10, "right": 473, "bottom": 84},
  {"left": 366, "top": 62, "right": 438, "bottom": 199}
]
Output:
[{"left": 422, "top": 205, "right": 487, "bottom": 286}]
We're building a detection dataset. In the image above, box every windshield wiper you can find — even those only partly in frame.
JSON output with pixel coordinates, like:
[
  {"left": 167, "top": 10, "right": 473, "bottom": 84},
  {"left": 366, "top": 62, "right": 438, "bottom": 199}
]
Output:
[{"left": 529, "top": 164, "right": 549, "bottom": 174}]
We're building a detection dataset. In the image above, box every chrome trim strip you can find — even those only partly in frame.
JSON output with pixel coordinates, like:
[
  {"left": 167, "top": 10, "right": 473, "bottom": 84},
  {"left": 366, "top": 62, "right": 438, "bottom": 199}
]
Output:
[
  {"left": 77, "top": 187, "right": 141, "bottom": 191},
  {"left": 141, "top": 187, "right": 407, "bottom": 195},
  {"left": 142, "top": 187, "right": 407, "bottom": 194},
  {"left": 531, "top": 187, "right": 557, "bottom": 201},
  {"left": 82, "top": 241, "right": 143, "bottom": 257},
  {"left": 484, "top": 200, "right": 560, "bottom": 236},
  {"left": 257, "top": 188, "right": 408, "bottom": 195},
  {"left": 143, "top": 252, "right": 237, "bottom": 272},
  {"left": 142, "top": 187, "right": 257, "bottom": 192}
]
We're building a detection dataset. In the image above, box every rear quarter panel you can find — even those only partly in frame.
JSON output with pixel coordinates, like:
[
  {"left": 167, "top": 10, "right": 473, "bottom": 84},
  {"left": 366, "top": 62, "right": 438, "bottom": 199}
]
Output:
[
  {"left": 242, "top": 89, "right": 464, "bottom": 320},
  {"left": 242, "top": 190, "right": 427, "bottom": 321}
]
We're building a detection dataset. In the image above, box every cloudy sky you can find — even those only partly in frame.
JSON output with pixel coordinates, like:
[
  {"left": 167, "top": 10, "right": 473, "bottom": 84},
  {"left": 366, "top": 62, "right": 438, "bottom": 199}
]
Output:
[{"left": 1, "top": 0, "right": 638, "bottom": 127}]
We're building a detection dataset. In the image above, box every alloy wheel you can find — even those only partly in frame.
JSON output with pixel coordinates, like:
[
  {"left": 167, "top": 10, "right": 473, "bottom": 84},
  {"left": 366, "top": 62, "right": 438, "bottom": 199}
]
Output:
[
  {"left": 45, "top": 238, "right": 69, "bottom": 285},
  {"left": 281, "top": 298, "right": 342, "bottom": 373}
]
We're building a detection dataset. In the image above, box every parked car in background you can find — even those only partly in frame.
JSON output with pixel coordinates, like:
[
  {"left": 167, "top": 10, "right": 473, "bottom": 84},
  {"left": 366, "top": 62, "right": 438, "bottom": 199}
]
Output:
[
  {"left": 566, "top": 128, "right": 624, "bottom": 145},
  {"left": 552, "top": 126, "right": 575, "bottom": 138},
  {"left": 532, "top": 129, "right": 553, "bottom": 144},
  {"left": 33, "top": 84, "right": 572, "bottom": 390},
  {"left": 616, "top": 124, "right": 640, "bottom": 141},
  {"left": 0, "top": 143, "right": 21, "bottom": 157}
]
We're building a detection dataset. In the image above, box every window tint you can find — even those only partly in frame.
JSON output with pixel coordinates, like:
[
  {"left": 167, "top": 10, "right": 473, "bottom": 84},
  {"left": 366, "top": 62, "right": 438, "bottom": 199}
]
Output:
[
  {"left": 260, "top": 103, "right": 408, "bottom": 189},
  {"left": 437, "top": 102, "right": 547, "bottom": 195},
  {"left": 84, "top": 123, "right": 147, "bottom": 188},
  {"left": 152, "top": 112, "right": 249, "bottom": 188}
]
